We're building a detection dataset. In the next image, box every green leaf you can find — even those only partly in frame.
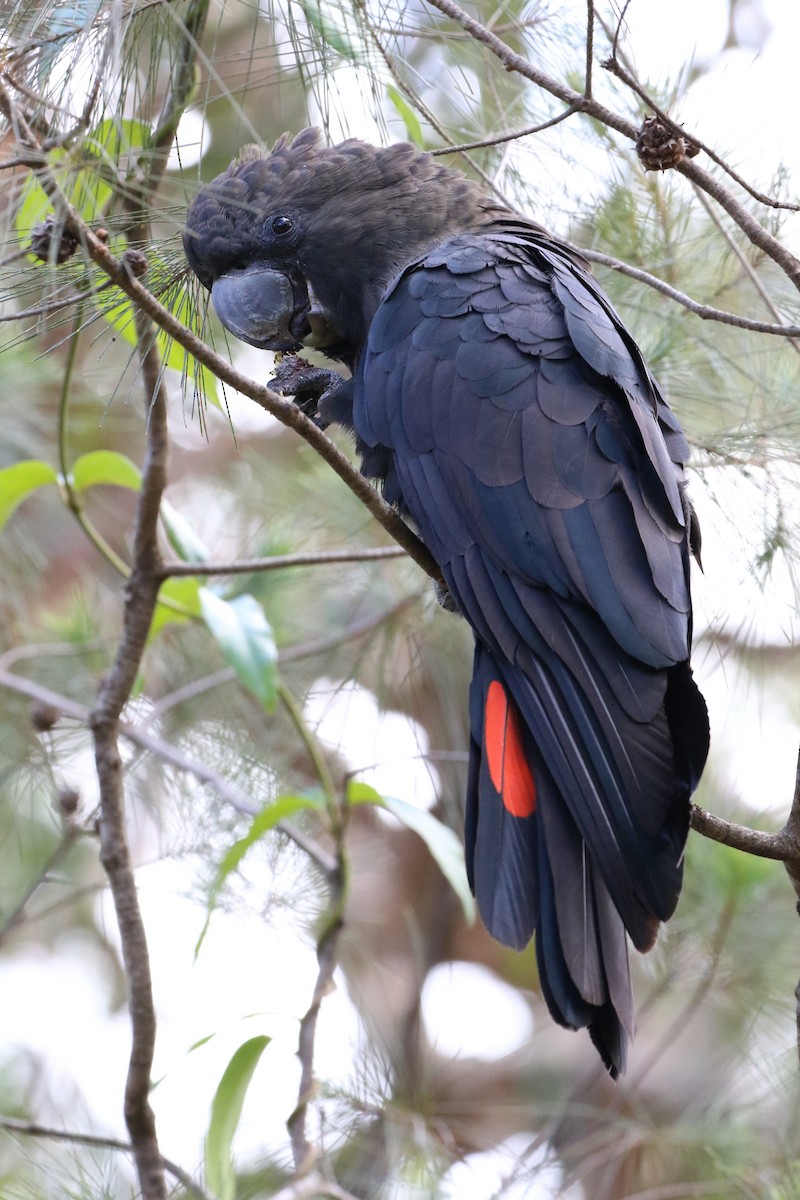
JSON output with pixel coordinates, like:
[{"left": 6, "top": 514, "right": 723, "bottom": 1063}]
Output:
[
  {"left": 188, "top": 1032, "right": 217, "bottom": 1053},
  {"left": 0, "top": 460, "right": 58, "bottom": 530},
  {"left": 199, "top": 589, "right": 278, "bottom": 710},
  {"left": 160, "top": 499, "right": 211, "bottom": 564},
  {"left": 68, "top": 168, "right": 112, "bottom": 223},
  {"left": 346, "top": 781, "right": 384, "bottom": 806},
  {"left": 215, "top": 792, "right": 325, "bottom": 886},
  {"left": 15, "top": 174, "right": 52, "bottom": 244},
  {"left": 386, "top": 85, "right": 425, "bottom": 147},
  {"left": 299, "top": 0, "right": 359, "bottom": 60},
  {"left": 205, "top": 1035, "right": 271, "bottom": 1200},
  {"left": 348, "top": 782, "right": 476, "bottom": 924},
  {"left": 70, "top": 450, "right": 142, "bottom": 492},
  {"left": 195, "top": 791, "right": 325, "bottom": 956},
  {"left": 85, "top": 116, "right": 149, "bottom": 164},
  {"left": 97, "top": 283, "right": 219, "bottom": 405},
  {"left": 159, "top": 278, "right": 221, "bottom": 407},
  {"left": 149, "top": 576, "right": 203, "bottom": 639}
]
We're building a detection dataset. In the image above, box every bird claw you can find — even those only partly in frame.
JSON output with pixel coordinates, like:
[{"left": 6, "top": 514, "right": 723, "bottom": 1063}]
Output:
[
  {"left": 268, "top": 354, "right": 341, "bottom": 426},
  {"left": 434, "top": 579, "right": 459, "bottom": 612}
]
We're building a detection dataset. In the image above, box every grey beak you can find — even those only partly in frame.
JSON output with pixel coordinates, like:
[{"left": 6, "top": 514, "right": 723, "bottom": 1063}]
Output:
[{"left": 211, "top": 265, "right": 299, "bottom": 350}]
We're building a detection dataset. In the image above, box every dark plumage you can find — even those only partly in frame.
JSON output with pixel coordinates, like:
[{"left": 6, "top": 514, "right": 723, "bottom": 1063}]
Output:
[{"left": 183, "top": 129, "right": 709, "bottom": 1076}]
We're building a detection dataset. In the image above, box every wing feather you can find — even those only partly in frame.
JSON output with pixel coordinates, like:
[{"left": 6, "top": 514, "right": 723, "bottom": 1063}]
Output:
[{"left": 355, "top": 230, "right": 708, "bottom": 1070}]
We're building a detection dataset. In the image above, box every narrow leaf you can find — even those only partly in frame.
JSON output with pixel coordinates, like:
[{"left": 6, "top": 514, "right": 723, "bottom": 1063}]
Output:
[
  {"left": 101, "top": 296, "right": 139, "bottom": 347},
  {"left": 215, "top": 792, "right": 325, "bottom": 885},
  {"left": 149, "top": 576, "right": 203, "bottom": 640},
  {"left": 299, "top": 0, "right": 359, "bottom": 60},
  {"left": 348, "top": 783, "right": 476, "bottom": 924},
  {"left": 199, "top": 589, "right": 278, "bottom": 710},
  {"left": 70, "top": 450, "right": 142, "bottom": 492},
  {"left": 205, "top": 1035, "right": 271, "bottom": 1200},
  {"left": 161, "top": 282, "right": 221, "bottom": 407},
  {"left": 0, "top": 460, "right": 58, "bottom": 529},
  {"left": 195, "top": 791, "right": 325, "bottom": 957},
  {"left": 386, "top": 85, "right": 425, "bottom": 146},
  {"left": 160, "top": 499, "right": 211, "bottom": 564}
]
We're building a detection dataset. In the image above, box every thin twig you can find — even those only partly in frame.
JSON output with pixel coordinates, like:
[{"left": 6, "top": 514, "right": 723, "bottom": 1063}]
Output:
[
  {"left": 584, "top": 0, "right": 594, "bottom": 101},
  {"left": 370, "top": 17, "right": 545, "bottom": 40},
  {"left": 581, "top": 248, "right": 800, "bottom": 338},
  {"left": 0, "top": 827, "right": 80, "bottom": 945},
  {"left": 281, "top": 690, "right": 348, "bottom": 1171},
  {"left": 0, "top": 665, "right": 338, "bottom": 875},
  {"left": 287, "top": 815, "right": 347, "bottom": 1171},
  {"left": 157, "top": 544, "right": 408, "bottom": 580},
  {"left": 280, "top": 683, "right": 338, "bottom": 813},
  {"left": 358, "top": 2, "right": 505, "bottom": 200},
  {"left": 430, "top": 106, "right": 580, "bottom": 158},
  {"left": 421, "top": 0, "right": 800, "bottom": 290},
  {"left": 0, "top": 284, "right": 112, "bottom": 322},
  {"left": 58, "top": 303, "right": 133, "bottom": 575},
  {"left": 143, "top": 590, "right": 423, "bottom": 725},
  {"left": 690, "top": 183, "right": 800, "bottom": 357},
  {"left": 601, "top": 52, "right": 800, "bottom": 213},
  {"left": 0, "top": 83, "right": 443, "bottom": 586},
  {"left": 0, "top": 1117, "right": 209, "bottom": 1200},
  {"left": 0, "top": 246, "right": 31, "bottom": 268},
  {"left": 90, "top": 308, "right": 169, "bottom": 1200}
]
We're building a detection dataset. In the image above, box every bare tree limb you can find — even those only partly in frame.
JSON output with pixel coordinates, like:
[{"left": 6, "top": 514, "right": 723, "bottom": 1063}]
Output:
[
  {"left": 287, "top": 816, "right": 347, "bottom": 1172},
  {"left": 0, "top": 10, "right": 214, "bottom": 1192},
  {"left": 421, "top": 0, "right": 800, "bottom": 291},
  {"left": 690, "top": 803, "right": 794, "bottom": 862},
  {"left": 280, "top": 691, "right": 347, "bottom": 1173},
  {"left": 90, "top": 308, "right": 170, "bottom": 1200},
  {"left": 581, "top": 247, "right": 800, "bottom": 338},
  {"left": 601, "top": 51, "right": 800, "bottom": 213},
  {"left": 584, "top": 0, "right": 595, "bottom": 101},
  {"left": 157, "top": 544, "right": 408, "bottom": 580},
  {"left": 430, "top": 105, "right": 581, "bottom": 158}
]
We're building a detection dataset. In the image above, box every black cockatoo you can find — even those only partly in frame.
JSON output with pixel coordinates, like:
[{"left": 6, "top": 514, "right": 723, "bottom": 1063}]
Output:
[{"left": 183, "top": 129, "right": 709, "bottom": 1076}]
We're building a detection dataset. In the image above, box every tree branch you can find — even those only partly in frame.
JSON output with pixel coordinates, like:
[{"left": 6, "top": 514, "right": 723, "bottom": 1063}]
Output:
[
  {"left": 601, "top": 50, "right": 800, "bottom": 213},
  {"left": 0, "top": 663, "right": 339, "bottom": 876},
  {"left": 287, "top": 814, "right": 347, "bottom": 1173},
  {"left": 90, "top": 308, "right": 170, "bottom": 1200},
  {"left": 157, "top": 544, "right": 408, "bottom": 580},
  {"left": 0, "top": 825, "right": 80, "bottom": 946},
  {"left": 689, "top": 803, "right": 794, "bottom": 862},
  {"left": 421, "top": 0, "right": 800, "bottom": 291},
  {"left": 0, "top": 80, "right": 444, "bottom": 588},
  {"left": 581, "top": 247, "right": 800, "bottom": 338},
  {"left": 0, "top": 1117, "right": 209, "bottom": 1200}
]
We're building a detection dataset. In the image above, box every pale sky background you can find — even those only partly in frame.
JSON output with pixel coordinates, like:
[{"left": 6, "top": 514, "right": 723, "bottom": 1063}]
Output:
[{"left": 5, "top": 2, "right": 800, "bottom": 1197}]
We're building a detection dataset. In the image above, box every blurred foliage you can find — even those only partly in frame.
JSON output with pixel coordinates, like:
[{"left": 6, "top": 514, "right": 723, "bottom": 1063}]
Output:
[{"left": 0, "top": 0, "right": 800, "bottom": 1198}]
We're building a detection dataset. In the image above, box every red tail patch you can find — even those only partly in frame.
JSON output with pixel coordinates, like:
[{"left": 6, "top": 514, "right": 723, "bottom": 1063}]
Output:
[{"left": 484, "top": 680, "right": 537, "bottom": 818}]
